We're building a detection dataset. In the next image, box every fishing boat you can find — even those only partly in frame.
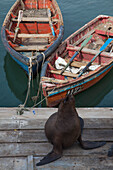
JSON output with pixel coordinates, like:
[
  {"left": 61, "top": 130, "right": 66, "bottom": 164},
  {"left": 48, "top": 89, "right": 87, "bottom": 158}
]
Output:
[
  {"left": 1, "top": 0, "right": 64, "bottom": 77},
  {"left": 40, "top": 15, "right": 113, "bottom": 107}
]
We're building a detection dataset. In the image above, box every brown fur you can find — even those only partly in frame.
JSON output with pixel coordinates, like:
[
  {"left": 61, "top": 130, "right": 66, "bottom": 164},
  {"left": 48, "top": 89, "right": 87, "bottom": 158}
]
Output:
[{"left": 36, "top": 94, "right": 106, "bottom": 166}]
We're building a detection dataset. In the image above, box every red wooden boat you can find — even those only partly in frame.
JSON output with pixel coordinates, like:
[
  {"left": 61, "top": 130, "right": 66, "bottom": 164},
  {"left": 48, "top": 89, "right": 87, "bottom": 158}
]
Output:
[
  {"left": 1, "top": 0, "right": 64, "bottom": 76},
  {"left": 40, "top": 15, "right": 113, "bottom": 106}
]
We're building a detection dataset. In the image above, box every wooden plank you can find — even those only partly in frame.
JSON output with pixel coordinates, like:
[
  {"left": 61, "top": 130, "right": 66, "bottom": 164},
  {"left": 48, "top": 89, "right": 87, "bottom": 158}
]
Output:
[
  {"left": 0, "top": 129, "right": 112, "bottom": 143},
  {"left": 14, "top": 45, "right": 47, "bottom": 51},
  {"left": 22, "top": 37, "right": 48, "bottom": 45},
  {"left": 67, "top": 46, "right": 113, "bottom": 58},
  {"left": 0, "top": 117, "right": 112, "bottom": 130},
  {"left": 65, "top": 58, "right": 87, "bottom": 68},
  {"left": 23, "top": 9, "right": 48, "bottom": 17},
  {"left": 34, "top": 155, "right": 113, "bottom": 170},
  {"left": 14, "top": 158, "right": 27, "bottom": 170},
  {"left": 0, "top": 158, "right": 27, "bottom": 170},
  {"left": 49, "top": 69, "right": 79, "bottom": 78},
  {"left": 0, "top": 142, "right": 111, "bottom": 157},
  {"left": 0, "top": 108, "right": 112, "bottom": 130},
  {"left": 0, "top": 156, "right": 112, "bottom": 170},
  {"left": 9, "top": 33, "right": 51, "bottom": 38},
  {"left": 18, "top": 33, "right": 51, "bottom": 38},
  {"left": 0, "top": 108, "right": 113, "bottom": 119},
  {"left": 41, "top": 77, "right": 69, "bottom": 84},
  {"left": 73, "top": 29, "right": 95, "bottom": 46},
  {"left": 27, "top": 155, "right": 34, "bottom": 170},
  {"left": 12, "top": 17, "right": 59, "bottom": 22}
]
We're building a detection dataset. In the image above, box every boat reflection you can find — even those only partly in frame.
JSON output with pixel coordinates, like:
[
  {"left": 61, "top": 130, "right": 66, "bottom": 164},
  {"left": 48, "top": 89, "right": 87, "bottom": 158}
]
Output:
[
  {"left": 75, "top": 67, "right": 113, "bottom": 107},
  {"left": 4, "top": 53, "right": 40, "bottom": 107}
]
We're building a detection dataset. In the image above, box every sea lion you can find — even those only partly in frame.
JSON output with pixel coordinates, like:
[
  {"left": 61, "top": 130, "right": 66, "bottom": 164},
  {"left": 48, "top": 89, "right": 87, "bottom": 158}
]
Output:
[{"left": 36, "top": 94, "right": 106, "bottom": 166}]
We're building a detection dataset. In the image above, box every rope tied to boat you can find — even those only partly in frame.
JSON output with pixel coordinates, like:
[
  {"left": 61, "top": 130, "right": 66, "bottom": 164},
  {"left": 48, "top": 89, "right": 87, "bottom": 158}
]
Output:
[
  {"left": 32, "top": 52, "right": 46, "bottom": 106},
  {"left": 17, "top": 57, "right": 32, "bottom": 115},
  {"left": 32, "top": 86, "right": 56, "bottom": 108},
  {"left": 17, "top": 52, "right": 46, "bottom": 114}
]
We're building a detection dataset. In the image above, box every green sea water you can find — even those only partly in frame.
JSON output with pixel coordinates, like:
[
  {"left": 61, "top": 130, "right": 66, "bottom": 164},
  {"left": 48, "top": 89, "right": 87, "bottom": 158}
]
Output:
[{"left": 0, "top": 0, "right": 113, "bottom": 107}]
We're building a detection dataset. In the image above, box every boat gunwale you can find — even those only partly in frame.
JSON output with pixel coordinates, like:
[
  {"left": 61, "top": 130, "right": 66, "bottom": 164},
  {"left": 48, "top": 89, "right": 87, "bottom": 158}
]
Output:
[
  {"left": 42, "top": 60, "right": 113, "bottom": 92},
  {"left": 42, "top": 62, "right": 113, "bottom": 106}
]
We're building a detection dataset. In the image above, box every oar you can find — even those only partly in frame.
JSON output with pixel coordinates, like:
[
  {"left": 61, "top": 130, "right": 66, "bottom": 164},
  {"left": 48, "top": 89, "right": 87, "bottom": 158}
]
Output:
[
  {"left": 61, "top": 35, "right": 93, "bottom": 75},
  {"left": 13, "top": 10, "right": 23, "bottom": 43},
  {"left": 78, "top": 38, "right": 113, "bottom": 78},
  {"left": 47, "top": 8, "right": 55, "bottom": 37}
]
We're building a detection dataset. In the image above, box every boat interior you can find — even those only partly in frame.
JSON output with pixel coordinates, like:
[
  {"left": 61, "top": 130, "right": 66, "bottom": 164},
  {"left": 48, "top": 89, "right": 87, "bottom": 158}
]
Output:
[
  {"left": 5, "top": 0, "right": 60, "bottom": 57},
  {"left": 43, "top": 16, "right": 113, "bottom": 84}
]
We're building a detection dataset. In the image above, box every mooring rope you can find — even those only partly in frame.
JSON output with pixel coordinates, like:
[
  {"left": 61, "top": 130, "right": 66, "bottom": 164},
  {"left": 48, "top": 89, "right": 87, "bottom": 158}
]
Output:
[
  {"left": 32, "top": 86, "right": 56, "bottom": 108},
  {"left": 17, "top": 57, "right": 32, "bottom": 115},
  {"left": 17, "top": 52, "right": 48, "bottom": 114},
  {"left": 32, "top": 52, "right": 46, "bottom": 106}
]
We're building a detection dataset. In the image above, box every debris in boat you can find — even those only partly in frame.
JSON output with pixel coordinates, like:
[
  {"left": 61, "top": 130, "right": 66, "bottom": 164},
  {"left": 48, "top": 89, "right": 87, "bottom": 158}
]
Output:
[
  {"left": 55, "top": 57, "right": 80, "bottom": 74},
  {"left": 55, "top": 57, "right": 100, "bottom": 75}
]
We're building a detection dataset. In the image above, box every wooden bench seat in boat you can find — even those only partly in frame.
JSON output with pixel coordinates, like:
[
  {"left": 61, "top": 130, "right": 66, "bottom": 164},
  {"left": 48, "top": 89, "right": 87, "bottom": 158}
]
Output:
[
  {"left": 8, "top": 33, "right": 52, "bottom": 38},
  {"left": 66, "top": 46, "right": 113, "bottom": 58},
  {"left": 49, "top": 69, "right": 79, "bottom": 78},
  {"left": 14, "top": 45, "right": 47, "bottom": 51},
  {"left": 23, "top": 9, "right": 48, "bottom": 17},
  {"left": 41, "top": 77, "right": 69, "bottom": 84},
  {"left": 65, "top": 58, "right": 99, "bottom": 67},
  {"left": 22, "top": 37, "right": 49, "bottom": 45},
  {"left": 65, "top": 59, "right": 87, "bottom": 68},
  {"left": 12, "top": 17, "right": 59, "bottom": 22}
]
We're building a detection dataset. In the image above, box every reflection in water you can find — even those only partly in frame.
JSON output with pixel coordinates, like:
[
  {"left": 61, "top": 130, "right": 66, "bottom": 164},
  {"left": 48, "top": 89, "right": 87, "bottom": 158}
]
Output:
[
  {"left": 75, "top": 68, "right": 113, "bottom": 107},
  {"left": 4, "top": 53, "right": 113, "bottom": 107},
  {"left": 4, "top": 53, "right": 41, "bottom": 107}
]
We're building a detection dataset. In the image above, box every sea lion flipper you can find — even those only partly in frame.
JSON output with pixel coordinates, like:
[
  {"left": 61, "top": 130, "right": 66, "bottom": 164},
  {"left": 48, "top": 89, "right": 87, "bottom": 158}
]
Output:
[
  {"left": 78, "top": 135, "right": 106, "bottom": 149},
  {"left": 36, "top": 141, "right": 62, "bottom": 166},
  {"left": 108, "top": 144, "right": 113, "bottom": 157},
  {"left": 36, "top": 150, "right": 62, "bottom": 166}
]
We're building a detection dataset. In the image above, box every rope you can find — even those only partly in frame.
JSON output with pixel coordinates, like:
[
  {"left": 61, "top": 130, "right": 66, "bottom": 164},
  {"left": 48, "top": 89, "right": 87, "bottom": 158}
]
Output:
[
  {"left": 32, "top": 52, "right": 46, "bottom": 106},
  {"left": 17, "top": 52, "right": 46, "bottom": 114},
  {"left": 32, "top": 86, "right": 56, "bottom": 108},
  {"left": 17, "top": 57, "right": 32, "bottom": 115}
]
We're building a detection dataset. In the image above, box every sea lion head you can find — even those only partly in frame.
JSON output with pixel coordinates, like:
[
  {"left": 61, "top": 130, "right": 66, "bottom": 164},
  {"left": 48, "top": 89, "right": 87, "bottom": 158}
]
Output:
[{"left": 58, "top": 94, "right": 75, "bottom": 114}]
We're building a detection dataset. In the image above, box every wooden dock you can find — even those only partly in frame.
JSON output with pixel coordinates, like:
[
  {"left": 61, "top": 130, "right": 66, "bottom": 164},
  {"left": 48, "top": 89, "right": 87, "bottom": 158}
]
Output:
[{"left": 0, "top": 107, "right": 113, "bottom": 170}]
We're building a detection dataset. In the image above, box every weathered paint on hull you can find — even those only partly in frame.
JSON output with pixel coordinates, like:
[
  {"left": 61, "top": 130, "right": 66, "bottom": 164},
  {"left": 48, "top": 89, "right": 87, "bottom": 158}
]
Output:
[{"left": 46, "top": 64, "right": 113, "bottom": 106}]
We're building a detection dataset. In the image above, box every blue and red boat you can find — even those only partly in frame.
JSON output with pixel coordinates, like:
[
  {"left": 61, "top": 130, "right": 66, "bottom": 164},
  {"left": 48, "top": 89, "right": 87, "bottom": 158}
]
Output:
[{"left": 1, "top": 0, "right": 64, "bottom": 77}]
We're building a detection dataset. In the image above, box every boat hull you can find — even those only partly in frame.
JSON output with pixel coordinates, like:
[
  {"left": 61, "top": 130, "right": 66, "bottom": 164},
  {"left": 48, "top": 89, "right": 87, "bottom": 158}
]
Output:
[{"left": 41, "top": 15, "right": 113, "bottom": 106}]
